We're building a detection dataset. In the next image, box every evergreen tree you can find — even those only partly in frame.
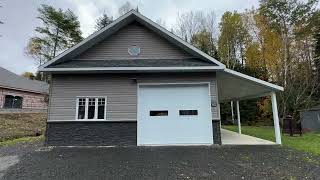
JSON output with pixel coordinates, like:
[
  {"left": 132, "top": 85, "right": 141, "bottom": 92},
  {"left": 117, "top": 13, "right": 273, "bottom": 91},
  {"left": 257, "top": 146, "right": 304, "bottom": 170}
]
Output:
[
  {"left": 95, "top": 13, "right": 113, "bottom": 30},
  {"left": 26, "top": 4, "right": 83, "bottom": 66}
]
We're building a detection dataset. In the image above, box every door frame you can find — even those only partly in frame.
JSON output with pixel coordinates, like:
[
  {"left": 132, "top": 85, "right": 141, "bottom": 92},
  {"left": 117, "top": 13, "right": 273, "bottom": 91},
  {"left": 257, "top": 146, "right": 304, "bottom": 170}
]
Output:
[{"left": 137, "top": 82, "right": 212, "bottom": 146}]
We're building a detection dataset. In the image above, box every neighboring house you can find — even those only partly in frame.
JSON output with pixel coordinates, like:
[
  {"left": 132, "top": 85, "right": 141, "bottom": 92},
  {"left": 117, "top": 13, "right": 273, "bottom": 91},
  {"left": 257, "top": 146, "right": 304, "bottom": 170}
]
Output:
[
  {"left": 300, "top": 106, "right": 320, "bottom": 131},
  {"left": 39, "top": 10, "right": 283, "bottom": 146},
  {"left": 0, "top": 67, "right": 48, "bottom": 111}
]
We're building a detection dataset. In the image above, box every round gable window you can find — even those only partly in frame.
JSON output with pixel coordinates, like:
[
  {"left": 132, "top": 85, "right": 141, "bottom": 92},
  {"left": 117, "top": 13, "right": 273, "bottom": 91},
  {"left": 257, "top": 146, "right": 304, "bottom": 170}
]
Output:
[{"left": 128, "top": 45, "right": 141, "bottom": 56}]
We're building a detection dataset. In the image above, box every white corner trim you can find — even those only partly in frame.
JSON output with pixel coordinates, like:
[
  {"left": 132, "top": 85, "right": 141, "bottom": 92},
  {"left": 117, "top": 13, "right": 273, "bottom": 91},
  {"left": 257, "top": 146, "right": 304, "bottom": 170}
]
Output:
[
  {"left": 40, "top": 66, "right": 223, "bottom": 72},
  {"left": 223, "top": 68, "right": 284, "bottom": 91}
]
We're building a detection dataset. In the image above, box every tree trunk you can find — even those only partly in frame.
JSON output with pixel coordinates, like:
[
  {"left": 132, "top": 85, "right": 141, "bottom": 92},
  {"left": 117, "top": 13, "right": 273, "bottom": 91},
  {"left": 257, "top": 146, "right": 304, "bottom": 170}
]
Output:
[{"left": 52, "top": 28, "right": 60, "bottom": 58}]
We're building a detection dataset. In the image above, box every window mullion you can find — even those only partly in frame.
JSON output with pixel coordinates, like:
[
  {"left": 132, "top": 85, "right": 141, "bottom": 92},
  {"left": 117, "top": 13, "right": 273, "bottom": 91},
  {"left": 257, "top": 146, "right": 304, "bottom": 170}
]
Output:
[
  {"left": 94, "top": 98, "right": 98, "bottom": 119},
  {"left": 85, "top": 98, "right": 89, "bottom": 120},
  {"left": 104, "top": 97, "right": 107, "bottom": 120},
  {"left": 75, "top": 98, "right": 79, "bottom": 120}
]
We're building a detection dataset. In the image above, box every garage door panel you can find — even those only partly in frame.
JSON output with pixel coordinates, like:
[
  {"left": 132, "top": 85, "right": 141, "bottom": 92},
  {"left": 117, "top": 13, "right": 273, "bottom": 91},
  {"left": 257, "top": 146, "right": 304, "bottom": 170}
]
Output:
[{"left": 138, "top": 84, "right": 213, "bottom": 145}]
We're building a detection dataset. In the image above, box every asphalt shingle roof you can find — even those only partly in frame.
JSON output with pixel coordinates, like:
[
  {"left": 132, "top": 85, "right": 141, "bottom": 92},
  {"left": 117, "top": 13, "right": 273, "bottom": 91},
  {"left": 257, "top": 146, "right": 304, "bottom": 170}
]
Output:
[
  {"left": 0, "top": 67, "right": 49, "bottom": 94},
  {"left": 48, "top": 59, "right": 217, "bottom": 68}
]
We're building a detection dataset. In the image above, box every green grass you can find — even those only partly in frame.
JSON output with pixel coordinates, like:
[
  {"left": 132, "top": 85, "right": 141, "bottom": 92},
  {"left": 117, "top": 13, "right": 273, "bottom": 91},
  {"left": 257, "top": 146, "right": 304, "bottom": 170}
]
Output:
[
  {"left": 222, "top": 125, "right": 320, "bottom": 156},
  {"left": 0, "top": 135, "right": 44, "bottom": 147}
]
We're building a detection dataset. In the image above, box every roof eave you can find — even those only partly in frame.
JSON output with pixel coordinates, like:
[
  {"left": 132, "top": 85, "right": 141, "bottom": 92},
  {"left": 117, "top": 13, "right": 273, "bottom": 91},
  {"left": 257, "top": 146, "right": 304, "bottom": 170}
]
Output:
[
  {"left": 39, "top": 66, "right": 224, "bottom": 73},
  {"left": 0, "top": 85, "right": 48, "bottom": 95}
]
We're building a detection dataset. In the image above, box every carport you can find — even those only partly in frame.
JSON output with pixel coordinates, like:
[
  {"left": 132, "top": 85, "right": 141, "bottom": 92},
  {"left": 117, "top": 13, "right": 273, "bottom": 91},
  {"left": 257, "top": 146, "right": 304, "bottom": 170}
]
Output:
[{"left": 217, "top": 69, "right": 284, "bottom": 144}]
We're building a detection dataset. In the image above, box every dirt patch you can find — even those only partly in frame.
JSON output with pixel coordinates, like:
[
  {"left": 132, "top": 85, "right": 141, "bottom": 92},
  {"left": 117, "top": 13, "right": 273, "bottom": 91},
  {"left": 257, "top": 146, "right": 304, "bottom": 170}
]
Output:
[{"left": 0, "top": 113, "right": 46, "bottom": 142}]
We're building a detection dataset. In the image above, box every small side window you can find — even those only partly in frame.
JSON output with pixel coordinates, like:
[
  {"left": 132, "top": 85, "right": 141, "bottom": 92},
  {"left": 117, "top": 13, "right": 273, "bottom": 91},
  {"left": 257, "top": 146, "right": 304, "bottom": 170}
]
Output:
[
  {"left": 77, "top": 98, "right": 86, "bottom": 119},
  {"left": 150, "top": 111, "right": 168, "bottom": 116},
  {"left": 88, "top": 98, "right": 96, "bottom": 119},
  {"left": 97, "top": 98, "right": 106, "bottom": 119},
  {"left": 179, "top": 110, "right": 198, "bottom": 116}
]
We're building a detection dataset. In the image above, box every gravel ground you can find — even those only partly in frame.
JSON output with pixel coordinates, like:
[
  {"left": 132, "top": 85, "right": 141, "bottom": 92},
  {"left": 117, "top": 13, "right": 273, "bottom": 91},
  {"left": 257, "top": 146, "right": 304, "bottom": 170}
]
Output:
[
  {"left": 0, "top": 140, "right": 43, "bottom": 179},
  {"left": 1, "top": 144, "right": 320, "bottom": 180}
]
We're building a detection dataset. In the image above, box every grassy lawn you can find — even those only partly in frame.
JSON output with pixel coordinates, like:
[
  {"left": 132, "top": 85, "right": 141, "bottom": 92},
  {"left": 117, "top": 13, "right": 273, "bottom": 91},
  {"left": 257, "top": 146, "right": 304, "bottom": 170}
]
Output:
[
  {"left": 223, "top": 125, "right": 320, "bottom": 156},
  {"left": 0, "top": 135, "right": 44, "bottom": 147},
  {"left": 0, "top": 113, "right": 46, "bottom": 142}
]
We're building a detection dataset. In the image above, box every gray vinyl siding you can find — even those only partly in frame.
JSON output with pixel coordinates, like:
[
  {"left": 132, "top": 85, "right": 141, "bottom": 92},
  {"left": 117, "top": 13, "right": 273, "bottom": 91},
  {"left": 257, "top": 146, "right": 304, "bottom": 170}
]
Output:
[
  {"left": 74, "top": 23, "right": 193, "bottom": 60},
  {"left": 48, "top": 72, "right": 219, "bottom": 121}
]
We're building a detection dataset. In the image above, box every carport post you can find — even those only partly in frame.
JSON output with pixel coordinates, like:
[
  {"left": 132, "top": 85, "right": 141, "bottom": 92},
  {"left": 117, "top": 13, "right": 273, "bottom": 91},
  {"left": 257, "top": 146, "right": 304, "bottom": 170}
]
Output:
[
  {"left": 271, "top": 92, "right": 282, "bottom": 145},
  {"left": 236, "top": 100, "right": 241, "bottom": 134},
  {"left": 231, "top": 101, "right": 235, "bottom": 124}
]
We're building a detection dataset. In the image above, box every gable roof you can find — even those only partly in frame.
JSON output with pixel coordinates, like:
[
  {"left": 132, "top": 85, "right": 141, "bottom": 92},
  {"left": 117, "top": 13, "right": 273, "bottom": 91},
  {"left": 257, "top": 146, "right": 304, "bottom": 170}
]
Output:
[
  {"left": 0, "top": 67, "right": 49, "bottom": 94},
  {"left": 39, "top": 10, "right": 225, "bottom": 71},
  {"left": 38, "top": 10, "right": 284, "bottom": 94}
]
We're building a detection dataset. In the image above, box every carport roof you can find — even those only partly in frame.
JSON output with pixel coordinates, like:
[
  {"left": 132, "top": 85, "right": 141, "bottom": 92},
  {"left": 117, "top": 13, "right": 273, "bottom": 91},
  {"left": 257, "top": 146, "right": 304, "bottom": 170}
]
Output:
[{"left": 217, "top": 69, "right": 284, "bottom": 102}]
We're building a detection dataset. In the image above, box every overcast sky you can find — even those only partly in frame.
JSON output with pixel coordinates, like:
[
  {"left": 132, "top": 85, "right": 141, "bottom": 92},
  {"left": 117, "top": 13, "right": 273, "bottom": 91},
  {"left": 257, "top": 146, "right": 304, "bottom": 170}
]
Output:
[{"left": 0, "top": 0, "right": 260, "bottom": 74}]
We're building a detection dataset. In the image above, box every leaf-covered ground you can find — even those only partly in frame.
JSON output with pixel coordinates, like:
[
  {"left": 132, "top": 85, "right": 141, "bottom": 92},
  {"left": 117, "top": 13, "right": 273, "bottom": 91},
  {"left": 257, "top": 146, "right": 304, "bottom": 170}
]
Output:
[{"left": 0, "top": 113, "right": 46, "bottom": 142}]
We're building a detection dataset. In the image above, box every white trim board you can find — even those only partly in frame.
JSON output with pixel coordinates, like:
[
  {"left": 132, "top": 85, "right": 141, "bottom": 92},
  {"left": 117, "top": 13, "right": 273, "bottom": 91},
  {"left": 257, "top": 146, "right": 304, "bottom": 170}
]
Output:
[
  {"left": 47, "top": 120, "right": 137, "bottom": 122},
  {"left": 41, "top": 66, "right": 223, "bottom": 72},
  {"left": 138, "top": 82, "right": 211, "bottom": 86}
]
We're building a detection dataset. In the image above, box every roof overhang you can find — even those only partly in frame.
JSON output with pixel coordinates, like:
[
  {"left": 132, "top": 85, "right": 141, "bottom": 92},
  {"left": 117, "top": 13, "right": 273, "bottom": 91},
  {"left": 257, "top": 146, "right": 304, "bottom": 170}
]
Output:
[
  {"left": 41, "top": 66, "right": 224, "bottom": 73},
  {"left": 217, "top": 68, "right": 284, "bottom": 102},
  {"left": 0, "top": 85, "right": 48, "bottom": 95}
]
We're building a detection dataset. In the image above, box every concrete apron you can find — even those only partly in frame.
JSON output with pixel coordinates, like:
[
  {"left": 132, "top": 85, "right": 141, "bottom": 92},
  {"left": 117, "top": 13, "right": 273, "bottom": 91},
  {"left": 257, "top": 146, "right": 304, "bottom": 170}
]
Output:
[{"left": 221, "top": 129, "right": 275, "bottom": 145}]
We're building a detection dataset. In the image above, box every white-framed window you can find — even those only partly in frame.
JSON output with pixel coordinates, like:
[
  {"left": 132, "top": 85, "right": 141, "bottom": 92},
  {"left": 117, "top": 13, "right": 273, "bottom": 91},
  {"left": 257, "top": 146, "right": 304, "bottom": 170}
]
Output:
[{"left": 76, "top": 97, "right": 107, "bottom": 120}]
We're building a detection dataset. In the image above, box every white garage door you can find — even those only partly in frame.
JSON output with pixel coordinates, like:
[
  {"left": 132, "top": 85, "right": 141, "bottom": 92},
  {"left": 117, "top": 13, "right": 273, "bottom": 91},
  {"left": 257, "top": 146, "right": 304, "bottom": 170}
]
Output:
[{"left": 137, "top": 84, "right": 213, "bottom": 146}]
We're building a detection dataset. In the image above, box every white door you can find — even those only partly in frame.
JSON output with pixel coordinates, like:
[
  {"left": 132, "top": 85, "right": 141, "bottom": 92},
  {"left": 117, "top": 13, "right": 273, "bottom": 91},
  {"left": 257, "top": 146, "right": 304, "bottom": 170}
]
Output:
[{"left": 137, "top": 84, "right": 213, "bottom": 146}]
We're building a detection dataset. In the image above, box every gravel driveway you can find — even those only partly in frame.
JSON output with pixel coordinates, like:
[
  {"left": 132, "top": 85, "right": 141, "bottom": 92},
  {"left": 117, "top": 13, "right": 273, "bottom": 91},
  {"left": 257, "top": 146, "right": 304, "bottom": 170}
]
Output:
[{"left": 1, "top": 144, "right": 320, "bottom": 180}]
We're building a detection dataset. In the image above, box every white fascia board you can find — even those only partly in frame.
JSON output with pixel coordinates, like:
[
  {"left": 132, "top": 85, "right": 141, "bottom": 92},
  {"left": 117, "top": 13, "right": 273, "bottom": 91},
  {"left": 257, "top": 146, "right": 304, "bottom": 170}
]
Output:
[
  {"left": 40, "top": 66, "right": 224, "bottom": 72},
  {"left": 223, "top": 68, "right": 284, "bottom": 91},
  {"left": 132, "top": 11, "right": 226, "bottom": 68},
  {"left": 39, "top": 10, "right": 135, "bottom": 69}
]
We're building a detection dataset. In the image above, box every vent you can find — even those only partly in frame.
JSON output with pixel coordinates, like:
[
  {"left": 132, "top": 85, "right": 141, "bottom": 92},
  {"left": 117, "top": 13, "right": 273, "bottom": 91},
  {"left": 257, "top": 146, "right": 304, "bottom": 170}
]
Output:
[{"left": 128, "top": 45, "right": 141, "bottom": 56}]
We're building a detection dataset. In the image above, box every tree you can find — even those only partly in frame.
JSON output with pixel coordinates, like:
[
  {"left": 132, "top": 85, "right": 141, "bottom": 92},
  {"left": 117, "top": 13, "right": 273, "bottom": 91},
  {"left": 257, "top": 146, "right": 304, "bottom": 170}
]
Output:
[
  {"left": 218, "top": 11, "right": 250, "bottom": 68},
  {"left": 259, "top": 0, "right": 319, "bottom": 118},
  {"left": 314, "top": 23, "right": 320, "bottom": 97},
  {"left": 156, "top": 18, "right": 166, "bottom": 28},
  {"left": 259, "top": 0, "right": 319, "bottom": 87},
  {"left": 191, "top": 30, "right": 219, "bottom": 59},
  {"left": 22, "top": 72, "right": 36, "bottom": 80},
  {"left": 26, "top": 4, "right": 83, "bottom": 66},
  {"left": 95, "top": 12, "right": 113, "bottom": 30},
  {"left": 118, "top": 1, "right": 134, "bottom": 16},
  {"left": 175, "top": 11, "right": 218, "bottom": 43}
]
